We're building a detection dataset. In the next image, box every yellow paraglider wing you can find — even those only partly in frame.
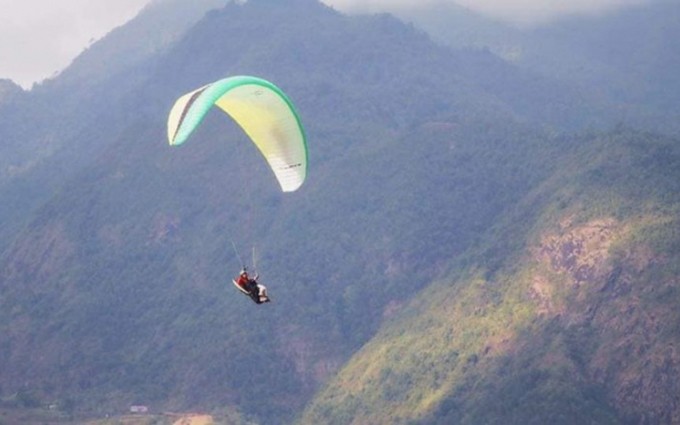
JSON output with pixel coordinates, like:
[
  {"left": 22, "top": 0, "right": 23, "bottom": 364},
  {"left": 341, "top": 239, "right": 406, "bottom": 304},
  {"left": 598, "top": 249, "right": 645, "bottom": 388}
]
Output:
[{"left": 167, "top": 76, "right": 307, "bottom": 192}]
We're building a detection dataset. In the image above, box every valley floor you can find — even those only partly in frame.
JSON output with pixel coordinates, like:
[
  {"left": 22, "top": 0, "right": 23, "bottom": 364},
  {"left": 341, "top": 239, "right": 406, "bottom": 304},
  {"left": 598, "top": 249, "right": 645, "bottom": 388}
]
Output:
[{"left": 0, "top": 407, "right": 214, "bottom": 425}]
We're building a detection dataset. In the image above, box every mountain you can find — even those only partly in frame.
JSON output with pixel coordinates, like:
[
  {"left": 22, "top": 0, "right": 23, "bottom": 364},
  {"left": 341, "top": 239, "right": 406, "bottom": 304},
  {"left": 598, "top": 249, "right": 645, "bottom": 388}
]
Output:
[
  {"left": 0, "top": 0, "right": 228, "bottom": 254},
  {"left": 42, "top": 0, "right": 230, "bottom": 91},
  {"left": 400, "top": 0, "right": 680, "bottom": 136},
  {"left": 0, "top": 0, "right": 678, "bottom": 424},
  {"left": 300, "top": 128, "right": 680, "bottom": 424},
  {"left": 0, "top": 79, "right": 22, "bottom": 103}
]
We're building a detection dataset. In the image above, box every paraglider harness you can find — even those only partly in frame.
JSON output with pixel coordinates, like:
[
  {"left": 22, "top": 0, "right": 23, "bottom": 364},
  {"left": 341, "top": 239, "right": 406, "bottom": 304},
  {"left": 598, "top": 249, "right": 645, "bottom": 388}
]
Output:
[
  {"left": 233, "top": 267, "right": 270, "bottom": 304},
  {"left": 230, "top": 243, "right": 270, "bottom": 304}
]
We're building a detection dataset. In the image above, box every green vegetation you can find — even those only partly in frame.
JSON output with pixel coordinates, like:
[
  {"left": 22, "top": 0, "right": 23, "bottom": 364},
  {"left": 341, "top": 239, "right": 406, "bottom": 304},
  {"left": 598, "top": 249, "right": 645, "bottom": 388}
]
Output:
[
  {"left": 0, "top": 0, "right": 678, "bottom": 424},
  {"left": 301, "top": 129, "right": 680, "bottom": 424}
]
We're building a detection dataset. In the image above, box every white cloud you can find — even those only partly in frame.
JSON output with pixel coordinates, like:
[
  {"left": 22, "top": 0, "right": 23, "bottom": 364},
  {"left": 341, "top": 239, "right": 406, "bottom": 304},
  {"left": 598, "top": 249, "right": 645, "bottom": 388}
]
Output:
[
  {"left": 452, "top": 0, "right": 651, "bottom": 25},
  {"left": 321, "top": 0, "right": 653, "bottom": 26},
  {"left": 0, "top": 0, "right": 150, "bottom": 88}
]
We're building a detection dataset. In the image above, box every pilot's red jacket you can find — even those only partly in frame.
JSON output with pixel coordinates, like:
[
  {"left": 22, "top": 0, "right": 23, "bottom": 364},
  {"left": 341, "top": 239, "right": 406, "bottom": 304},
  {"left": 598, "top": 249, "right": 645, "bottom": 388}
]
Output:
[{"left": 235, "top": 274, "right": 250, "bottom": 290}]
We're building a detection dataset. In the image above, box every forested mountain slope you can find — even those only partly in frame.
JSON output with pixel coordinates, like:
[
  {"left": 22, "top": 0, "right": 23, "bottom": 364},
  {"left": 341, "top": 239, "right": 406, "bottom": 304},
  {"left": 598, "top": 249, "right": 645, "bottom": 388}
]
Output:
[
  {"left": 0, "top": 0, "right": 227, "bottom": 254},
  {"left": 301, "top": 128, "right": 680, "bottom": 424},
  {"left": 0, "top": 1, "right": 678, "bottom": 424}
]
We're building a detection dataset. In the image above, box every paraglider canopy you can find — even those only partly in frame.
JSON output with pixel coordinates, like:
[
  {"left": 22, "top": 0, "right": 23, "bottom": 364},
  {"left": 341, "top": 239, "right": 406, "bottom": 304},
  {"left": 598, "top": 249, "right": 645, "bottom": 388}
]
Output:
[{"left": 167, "top": 75, "right": 308, "bottom": 192}]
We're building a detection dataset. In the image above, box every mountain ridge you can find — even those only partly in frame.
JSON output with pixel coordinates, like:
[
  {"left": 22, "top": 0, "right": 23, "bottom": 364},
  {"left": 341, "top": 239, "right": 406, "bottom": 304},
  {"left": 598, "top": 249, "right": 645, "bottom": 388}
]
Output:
[{"left": 0, "top": 1, "right": 678, "bottom": 424}]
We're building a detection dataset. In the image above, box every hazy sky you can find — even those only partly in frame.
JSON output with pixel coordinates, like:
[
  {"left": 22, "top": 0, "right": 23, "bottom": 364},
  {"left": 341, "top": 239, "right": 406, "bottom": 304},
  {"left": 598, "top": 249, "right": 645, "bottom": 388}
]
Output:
[
  {"left": 0, "top": 0, "right": 149, "bottom": 88},
  {"left": 0, "top": 0, "right": 651, "bottom": 89}
]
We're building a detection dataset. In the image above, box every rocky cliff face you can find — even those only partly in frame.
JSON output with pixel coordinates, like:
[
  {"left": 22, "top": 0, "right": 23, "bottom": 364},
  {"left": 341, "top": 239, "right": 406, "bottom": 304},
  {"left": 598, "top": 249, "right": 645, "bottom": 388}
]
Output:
[
  {"left": 529, "top": 213, "right": 680, "bottom": 424},
  {"left": 301, "top": 199, "right": 680, "bottom": 425}
]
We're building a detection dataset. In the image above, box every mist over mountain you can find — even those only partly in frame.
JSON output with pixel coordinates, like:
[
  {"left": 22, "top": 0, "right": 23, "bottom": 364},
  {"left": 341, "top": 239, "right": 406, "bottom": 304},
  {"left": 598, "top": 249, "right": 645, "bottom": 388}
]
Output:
[
  {"left": 400, "top": 0, "right": 680, "bottom": 135},
  {"left": 0, "top": 0, "right": 678, "bottom": 424},
  {"left": 323, "top": 0, "right": 657, "bottom": 28}
]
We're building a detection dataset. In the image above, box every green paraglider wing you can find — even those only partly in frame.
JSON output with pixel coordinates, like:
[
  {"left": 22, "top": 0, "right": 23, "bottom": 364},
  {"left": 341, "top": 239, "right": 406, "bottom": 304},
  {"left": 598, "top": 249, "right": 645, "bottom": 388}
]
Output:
[{"left": 167, "top": 76, "right": 308, "bottom": 192}]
